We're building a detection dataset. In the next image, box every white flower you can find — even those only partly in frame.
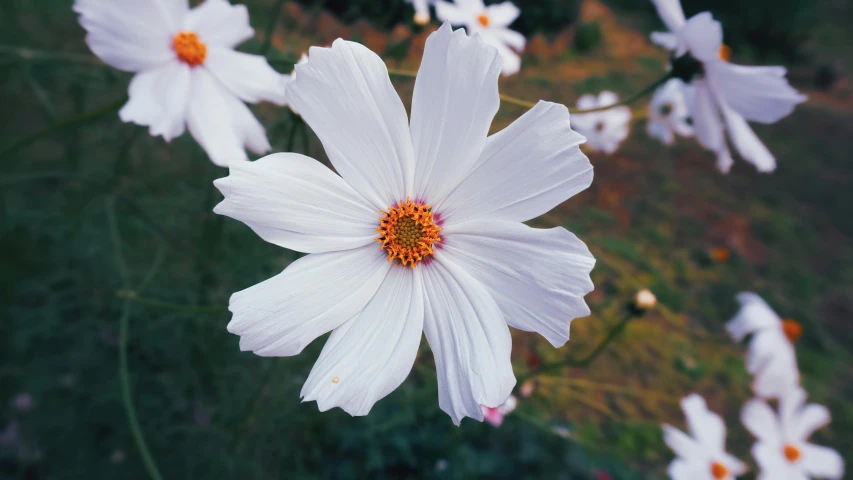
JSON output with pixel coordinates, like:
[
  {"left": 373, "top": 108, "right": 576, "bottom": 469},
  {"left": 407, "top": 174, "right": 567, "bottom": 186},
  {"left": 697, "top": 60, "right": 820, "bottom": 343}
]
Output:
[
  {"left": 407, "top": 0, "right": 434, "bottom": 25},
  {"left": 726, "top": 293, "right": 801, "bottom": 399},
  {"left": 742, "top": 387, "right": 844, "bottom": 480},
  {"left": 648, "top": 78, "right": 694, "bottom": 145},
  {"left": 649, "top": 0, "right": 806, "bottom": 173},
  {"left": 663, "top": 394, "right": 747, "bottom": 480},
  {"left": 74, "top": 0, "right": 288, "bottom": 167},
  {"left": 572, "top": 91, "right": 631, "bottom": 154},
  {"left": 213, "top": 23, "right": 595, "bottom": 425},
  {"left": 435, "top": 0, "right": 525, "bottom": 75}
]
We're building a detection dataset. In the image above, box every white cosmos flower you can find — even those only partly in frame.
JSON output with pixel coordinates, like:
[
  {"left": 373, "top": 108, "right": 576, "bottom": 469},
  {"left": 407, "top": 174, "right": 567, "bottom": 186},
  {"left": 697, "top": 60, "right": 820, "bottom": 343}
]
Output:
[
  {"left": 742, "top": 387, "right": 844, "bottom": 480},
  {"left": 572, "top": 91, "right": 631, "bottom": 154},
  {"left": 407, "top": 0, "right": 435, "bottom": 25},
  {"left": 648, "top": 78, "right": 694, "bottom": 145},
  {"left": 434, "top": 0, "right": 525, "bottom": 75},
  {"left": 649, "top": 0, "right": 806, "bottom": 173},
  {"left": 663, "top": 394, "right": 747, "bottom": 480},
  {"left": 726, "top": 293, "right": 801, "bottom": 399},
  {"left": 74, "top": 0, "right": 288, "bottom": 167},
  {"left": 213, "top": 23, "right": 595, "bottom": 425}
]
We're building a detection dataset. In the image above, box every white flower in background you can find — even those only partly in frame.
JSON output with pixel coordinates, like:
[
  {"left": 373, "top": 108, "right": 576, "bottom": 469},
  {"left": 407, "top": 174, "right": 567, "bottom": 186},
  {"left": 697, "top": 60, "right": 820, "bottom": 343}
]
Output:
[
  {"left": 214, "top": 24, "right": 595, "bottom": 425},
  {"left": 407, "top": 0, "right": 434, "bottom": 25},
  {"left": 482, "top": 395, "right": 517, "bottom": 427},
  {"left": 663, "top": 394, "right": 747, "bottom": 480},
  {"left": 648, "top": 78, "right": 694, "bottom": 145},
  {"left": 726, "top": 293, "right": 801, "bottom": 399},
  {"left": 74, "top": 0, "right": 288, "bottom": 167},
  {"left": 649, "top": 0, "right": 806, "bottom": 173},
  {"left": 435, "top": 0, "right": 525, "bottom": 75},
  {"left": 572, "top": 91, "right": 631, "bottom": 154},
  {"left": 742, "top": 387, "right": 844, "bottom": 480}
]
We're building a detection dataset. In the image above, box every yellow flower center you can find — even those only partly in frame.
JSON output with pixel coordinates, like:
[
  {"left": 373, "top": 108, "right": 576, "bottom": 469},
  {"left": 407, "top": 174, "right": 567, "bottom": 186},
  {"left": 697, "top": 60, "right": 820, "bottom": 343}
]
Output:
[
  {"left": 376, "top": 197, "right": 442, "bottom": 268},
  {"left": 718, "top": 44, "right": 732, "bottom": 62},
  {"left": 710, "top": 461, "right": 729, "bottom": 480},
  {"left": 477, "top": 13, "right": 490, "bottom": 27},
  {"left": 784, "top": 444, "right": 801, "bottom": 463},
  {"left": 173, "top": 32, "right": 207, "bottom": 66},
  {"left": 781, "top": 319, "right": 803, "bottom": 343}
]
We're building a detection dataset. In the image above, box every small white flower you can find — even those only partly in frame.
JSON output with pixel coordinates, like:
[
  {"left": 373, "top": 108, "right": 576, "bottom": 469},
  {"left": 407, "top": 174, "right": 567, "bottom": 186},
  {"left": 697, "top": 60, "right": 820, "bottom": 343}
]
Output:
[
  {"left": 663, "top": 394, "right": 747, "bottom": 480},
  {"left": 726, "top": 293, "right": 801, "bottom": 399},
  {"left": 435, "top": 0, "right": 525, "bottom": 75},
  {"left": 74, "top": 0, "right": 289, "bottom": 166},
  {"left": 649, "top": 0, "right": 806, "bottom": 173},
  {"left": 648, "top": 78, "right": 693, "bottom": 145},
  {"left": 572, "top": 91, "right": 631, "bottom": 154},
  {"left": 407, "top": 0, "right": 434, "bottom": 25},
  {"left": 742, "top": 387, "right": 845, "bottom": 480},
  {"left": 214, "top": 24, "right": 595, "bottom": 425}
]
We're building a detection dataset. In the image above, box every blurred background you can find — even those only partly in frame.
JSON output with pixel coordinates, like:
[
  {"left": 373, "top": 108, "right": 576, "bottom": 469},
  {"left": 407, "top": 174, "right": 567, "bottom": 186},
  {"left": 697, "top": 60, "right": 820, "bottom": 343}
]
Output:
[{"left": 1, "top": 0, "right": 852, "bottom": 478}]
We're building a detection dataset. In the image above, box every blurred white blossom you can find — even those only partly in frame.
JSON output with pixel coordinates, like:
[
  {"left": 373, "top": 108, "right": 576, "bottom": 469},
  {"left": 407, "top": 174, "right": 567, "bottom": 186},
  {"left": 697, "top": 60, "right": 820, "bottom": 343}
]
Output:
[
  {"left": 74, "top": 0, "right": 289, "bottom": 166},
  {"left": 435, "top": 0, "right": 525, "bottom": 75},
  {"left": 648, "top": 78, "right": 694, "bottom": 145},
  {"left": 663, "top": 394, "right": 747, "bottom": 480},
  {"left": 407, "top": 0, "right": 434, "bottom": 25},
  {"left": 214, "top": 24, "right": 594, "bottom": 425},
  {"left": 741, "top": 387, "right": 844, "bottom": 479},
  {"left": 572, "top": 91, "right": 631, "bottom": 154}
]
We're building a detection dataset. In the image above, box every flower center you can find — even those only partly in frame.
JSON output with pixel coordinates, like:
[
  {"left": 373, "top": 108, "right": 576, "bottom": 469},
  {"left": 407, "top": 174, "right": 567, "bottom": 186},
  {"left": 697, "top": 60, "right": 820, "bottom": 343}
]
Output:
[
  {"left": 781, "top": 319, "right": 803, "bottom": 343},
  {"left": 659, "top": 103, "right": 673, "bottom": 117},
  {"left": 719, "top": 44, "right": 732, "bottom": 62},
  {"left": 784, "top": 444, "right": 801, "bottom": 463},
  {"left": 173, "top": 32, "right": 207, "bottom": 66},
  {"left": 710, "top": 461, "right": 729, "bottom": 480},
  {"left": 477, "top": 13, "right": 490, "bottom": 27},
  {"left": 376, "top": 197, "right": 442, "bottom": 268},
  {"left": 594, "top": 121, "right": 605, "bottom": 132}
]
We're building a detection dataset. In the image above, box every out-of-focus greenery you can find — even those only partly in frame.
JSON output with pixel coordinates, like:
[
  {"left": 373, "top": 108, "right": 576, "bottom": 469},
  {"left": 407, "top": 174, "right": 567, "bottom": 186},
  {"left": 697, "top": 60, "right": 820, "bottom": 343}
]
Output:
[{"left": 2, "top": 0, "right": 853, "bottom": 479}]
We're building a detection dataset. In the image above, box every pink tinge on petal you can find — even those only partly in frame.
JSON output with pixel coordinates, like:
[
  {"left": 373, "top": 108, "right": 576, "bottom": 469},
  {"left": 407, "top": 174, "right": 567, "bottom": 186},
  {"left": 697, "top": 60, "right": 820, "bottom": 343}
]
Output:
[{"left": 481, "top": 406, "right": 504, "bottom": 427}]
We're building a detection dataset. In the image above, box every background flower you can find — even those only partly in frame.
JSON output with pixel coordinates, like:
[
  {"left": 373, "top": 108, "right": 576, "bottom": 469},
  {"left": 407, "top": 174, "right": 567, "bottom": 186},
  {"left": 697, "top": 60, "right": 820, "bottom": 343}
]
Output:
[{"left": 572, "top": 91, "right": 631, "bottom": 154}]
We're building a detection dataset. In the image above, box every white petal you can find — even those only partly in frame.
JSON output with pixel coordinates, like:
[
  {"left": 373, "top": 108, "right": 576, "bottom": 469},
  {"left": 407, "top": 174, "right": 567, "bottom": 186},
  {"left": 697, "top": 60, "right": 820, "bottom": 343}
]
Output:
[
  {"left": 722, "top": 453, "right": 748, "bottom": 476},
  {"left": 286, "top": 39, "right": 414, "bottom": 210},
  {"left": 751, "top": 341, "right": 799, "bottom": 399},
  {"left": 682, "top": 394, "right": 727, "bottom": 452},
  {"left": 720, "top": 102, "right": 776, "bottom": 172},
  {"left": 651, "top": 0, "right": 686, "bottom": 32},
  {"left": 119, "top": 61, "right": 191, "bottom": 141},
  {"left": 779, "top": 386, "right": 808, "bottom": 431},
  {"left": 435, "top": 1, "right": 474, "bottom": 25},
  {"left": 752, "top": 442, "right": 790, "bottom": 480},
  {"left": 495, "top": 27, "right": 526, "bottom": 50},
  {"left": 437, "top": 101, "right": 591, "bottom": 224},
  {"left": 576, "top": 94, "right": 597, "bottom": 111},
  {"left": 726, "top": 292, "right": 781, "bottom": 341},
  {"left": 681, "top": 12, "right": 723, "bottom": 62},
  {"left": 213, "top": 153, "right": 378, "bottom": 253},
  {"left": 663, "top": 424, "right": 703, "bottom": 460},
  {"left": 667, "top": 459, "right": 704, "bottom": 480},
  {"left": 439, "top": 220, "right": 594, "bottom": 347},
  {"left": 422, "top": 254, "right": 516, "bottom": 425},
  {"left": 205, "top": 48, "right": 288, "bottom": 105},
  {"left": 716, "top": 146, "right": 734, "bottom": 173},
  {"left": 410, "top": 24, "right": 502, "bottom": 202},
  {"left": 799, "top": 443, "right": 845, "bottom": 479},
  {"left": 741, "top": 398, "right": 782, "bottom": 444},
  {"left": 186, "top": 68, "right": 270, "bottom": 166},
  {"left": 648, "top": 120, "right": 675, "bottom": 145},
  {"left": 708, "top": 62, "right": 807, "bottom": 124},
  {"left": 482, "top": 31, "right": 522, "bottom": 75},
  {"left": 74, "top": 0, "right": 186, "bottom": 71},
  {"left": 185, "top": 0, "right": 254, "bottom": 48},
  {"left": 691, "top": 80, "right": 724, "bottom": 152},
  {"left": 485, "top": 2, "right": 520, "bottom": 27},
  {"left": 300, "top": 266, "right": 424, "bottom": 416},
  {"left": 227, "top": 245, "right": 392, "bottom": 357},
  {"left": 650, "top": 31, "right": 679, "bottom": 50},
  {"left": 790, "top": 404, "right": 831, "bottom": 442}
]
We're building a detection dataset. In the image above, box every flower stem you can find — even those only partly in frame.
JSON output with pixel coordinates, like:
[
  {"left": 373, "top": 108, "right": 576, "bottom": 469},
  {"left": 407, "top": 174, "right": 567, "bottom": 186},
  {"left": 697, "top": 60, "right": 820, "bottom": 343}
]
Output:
[
  {"left": 259, "top": 0, "right": 288, "bottom": 55},
  {"left": 115, "top": 290, "right": 227, "bottom": 314},
  {"left": 0, "top": 45, "right": 105, "bottom": 66}
]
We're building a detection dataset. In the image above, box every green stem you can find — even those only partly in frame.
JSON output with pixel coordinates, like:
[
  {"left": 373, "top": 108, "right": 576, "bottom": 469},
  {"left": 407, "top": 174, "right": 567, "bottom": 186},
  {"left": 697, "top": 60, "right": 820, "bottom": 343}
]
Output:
[
  {"left": 115, "top": 291, "right": 227, "bottom": 314},
  {"left": 0, "top": 45, "right": 105, "bottom": 66},
  {"left": 259, "top": 0, "right": 288, "bottom": 55}
]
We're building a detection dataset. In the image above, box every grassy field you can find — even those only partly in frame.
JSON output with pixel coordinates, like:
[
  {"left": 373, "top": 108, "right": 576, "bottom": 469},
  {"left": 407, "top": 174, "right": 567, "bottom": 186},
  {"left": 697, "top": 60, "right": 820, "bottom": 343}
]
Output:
[{"left": 2, "top": 0, "right": 852, "bottom": 478}]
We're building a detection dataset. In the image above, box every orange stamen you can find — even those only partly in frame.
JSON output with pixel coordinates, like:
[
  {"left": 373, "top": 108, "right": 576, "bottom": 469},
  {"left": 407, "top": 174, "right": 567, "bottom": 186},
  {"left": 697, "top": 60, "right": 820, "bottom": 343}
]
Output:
[
  {"left": 173, "top": 32, "right": 207, "bottom": 67},
  {"left": 376, "top": 197, "right": 442, "bottom": 268},
  {"left": 710, "top": 461, "right": 729, "bottom": 480},
  {"left": 719, "top": 44, "right": 732, "bottom": 62},
  {"left": 784, "top": 444, "right": 801, "bottom": 463},
  {"left": 781, "top": 319, "right": 803, "bottom": 343},
  {"left": 477, "top": 13, "right": 490, "bottom": 27}
]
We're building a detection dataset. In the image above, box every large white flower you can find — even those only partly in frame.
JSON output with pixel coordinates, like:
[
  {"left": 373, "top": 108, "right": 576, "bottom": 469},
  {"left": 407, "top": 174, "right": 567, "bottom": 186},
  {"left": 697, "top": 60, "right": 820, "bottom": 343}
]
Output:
[
  {"left": 742, "top": 387, "right": 844, "bottom": 480},
  {"left": 649, "top": 0, "right": 806, "bottom": 173},
  {"left": 435, "top": 0, "right": 525, "bottom": 75},
  {"left": 648, "top": 78, "right": 694, "bottom": 145},
  {"left": 213, "top": 24, "right": 595, "bottom": 424},
  {"left": 726, "top": 293, "right": 801, "bottom": 399},
  {"left": 74, "top": 0, "right": 288, "bottom": 167},
  {"left": 572, "top": 91, "right": 631, "bottom": 154},
  {"left": 663, "top": 394, "right": 747, "bottom": 480}
]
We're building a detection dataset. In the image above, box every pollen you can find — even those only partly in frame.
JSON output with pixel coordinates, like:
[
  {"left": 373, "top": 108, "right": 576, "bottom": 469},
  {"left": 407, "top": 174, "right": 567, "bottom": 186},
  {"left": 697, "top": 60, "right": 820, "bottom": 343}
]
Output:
[
  {"left": 477, "top": 13, "right": 490, "bottom": 27},
  {"left": 719, "top": 44, "right": 732, "bottom": 62},
  {"left": 173, "top": 32, "right": 207, "bottom": 66},
  {"left": 784, "top": 444, "right": 801, "bottom": 463},
  {"left": 710, "top": 461, "right": 729, "bottom": 480},
  {"left": 781, "top": 319, "right": 803, "bottom": 343},
  {"left": 331, "top": 376, "right": 340, "bottom": 384},
  {"left": 376, "top": 197, "right": 442, "bottom": 268}
]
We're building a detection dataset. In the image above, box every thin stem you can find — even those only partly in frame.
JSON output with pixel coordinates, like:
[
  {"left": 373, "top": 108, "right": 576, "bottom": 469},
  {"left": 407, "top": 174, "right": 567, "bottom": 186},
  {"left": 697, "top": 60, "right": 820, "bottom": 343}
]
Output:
[
  {"left": 0, "top": 45, "right": 105, "bottom": 66},
  {"left": 115, "top": 291, "right": 227, "bottom": 314},
  {"left": 259, "top": 0, "right": 288, "bottom": 55},
  {"left": 0, "top": 95, "right": 126, "bottom": 159}
]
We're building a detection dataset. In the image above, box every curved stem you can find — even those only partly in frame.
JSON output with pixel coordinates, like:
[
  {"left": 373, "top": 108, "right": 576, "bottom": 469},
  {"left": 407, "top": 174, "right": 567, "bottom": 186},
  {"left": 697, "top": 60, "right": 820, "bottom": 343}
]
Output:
[{"left": 259, "top": 0, "right": 288, "bottom": 55}]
